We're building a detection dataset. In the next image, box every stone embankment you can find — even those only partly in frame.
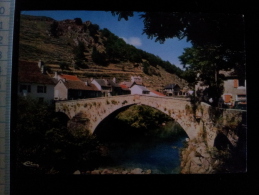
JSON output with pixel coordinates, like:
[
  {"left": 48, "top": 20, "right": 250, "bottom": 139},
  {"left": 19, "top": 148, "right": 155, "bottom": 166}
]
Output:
[
  {"left": 73, "top": 168, "right": 152, "bottom": 175},
  {"left": 180, "top": 139, "right": 215, "bottom": 174}
]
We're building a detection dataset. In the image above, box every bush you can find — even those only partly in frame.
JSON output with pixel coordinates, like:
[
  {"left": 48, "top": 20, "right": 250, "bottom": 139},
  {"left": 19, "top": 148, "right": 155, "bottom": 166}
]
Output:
[
  {"left": 16, "top": 96, "right": 104, "bottom": 174},
  {"left": 74, "top": 18, "right": 83, "bottom": 25}
]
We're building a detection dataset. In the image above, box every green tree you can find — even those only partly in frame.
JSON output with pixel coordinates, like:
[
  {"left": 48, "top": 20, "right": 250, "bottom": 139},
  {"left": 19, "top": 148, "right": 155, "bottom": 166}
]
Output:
[
  {"left": 113, "top": 105, "right": 185, "bottom": 140},
  {"left": 60, "top": 62, "right": 69, "bottom": 71},
  {"left": 179, "top": 46, "right": 226, "bottom": 104},
  {"left": 89, "top": 23, "right": 100, "bottom": 42},
  {"left": 49, "top": 21, "right": 59, "bottom": 37},
  {"left": 110, "top": 11, "right": 246, "bottom": 90},
  {"left": 143, "top": 61, "right": 150, "bottom": 75},
  {"left": 74, "top": 18, "right": 83, "bottom": 25},
  {"left": 92, "top": 46, "right": 108, "bottom": 66},
  {"left": 73, "top": 41, "right": 88, "bottom": 69},
  {"left": 116, "top": 105, "right": 170, "bottom": 130},
  {"left": 15, "top": 96, "right": 104, "bottom": 174}
]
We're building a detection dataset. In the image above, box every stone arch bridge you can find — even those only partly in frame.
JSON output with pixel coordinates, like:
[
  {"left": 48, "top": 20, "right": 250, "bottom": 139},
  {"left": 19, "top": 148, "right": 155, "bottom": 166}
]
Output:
[{"left": 55, "top": 95, "right": 245, "bottom": 148}]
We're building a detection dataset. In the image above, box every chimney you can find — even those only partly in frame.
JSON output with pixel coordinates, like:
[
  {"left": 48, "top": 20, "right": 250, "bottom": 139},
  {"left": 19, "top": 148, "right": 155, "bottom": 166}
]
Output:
[
  {"left": 54, "top": 72, "right": 58, "bottom": 79},
  {"left": 38, "top": 60, "right": 41, "bottom": 69},
  {"left": 40, "top": 64, "right": 44, "bottom": 73},
  {"left": 38, "top": 60, "right": 44, "bottom": 73}
]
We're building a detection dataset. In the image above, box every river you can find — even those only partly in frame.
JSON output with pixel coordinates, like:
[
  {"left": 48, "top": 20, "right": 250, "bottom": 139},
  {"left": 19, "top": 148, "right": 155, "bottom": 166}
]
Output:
[
  {"left": 93, "top": 105, "right": 189, "bottom": 174},
  {"left": 100, "top": 136, "right": 187, "bottom": 174}
]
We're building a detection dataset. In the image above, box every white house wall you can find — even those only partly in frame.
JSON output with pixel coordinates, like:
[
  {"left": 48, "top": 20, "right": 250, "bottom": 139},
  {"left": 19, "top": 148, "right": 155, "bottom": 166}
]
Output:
[
  {"left": 223, "top": 79, "right": 246, "bottom": 102},
  {"left": 54, "top": 81, "right": 68, "bottom": 100},
  {"left": 91, "top": 80, "right": 102, "bottom": 91},
  {"left": 18, "top": 82, "right": 54, "bottom": 103},
  {"left": 130, "top": 85, "right": 143, "bottom": 95}
]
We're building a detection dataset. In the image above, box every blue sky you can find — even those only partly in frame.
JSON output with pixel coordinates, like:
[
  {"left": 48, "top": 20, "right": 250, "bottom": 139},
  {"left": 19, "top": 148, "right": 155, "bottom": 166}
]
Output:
[{"left": 21, "top": 10, "right": 192, "bottom": 69}]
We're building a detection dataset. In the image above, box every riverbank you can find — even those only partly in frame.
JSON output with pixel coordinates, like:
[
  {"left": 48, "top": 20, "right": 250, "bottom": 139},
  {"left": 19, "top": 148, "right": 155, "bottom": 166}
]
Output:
[{"left": 73, "top": 167, "right": 154, "bottom": 175}]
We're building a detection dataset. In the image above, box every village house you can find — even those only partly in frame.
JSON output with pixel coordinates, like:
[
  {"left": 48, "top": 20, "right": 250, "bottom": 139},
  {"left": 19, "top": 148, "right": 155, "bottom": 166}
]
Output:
[
  {"left": 18, "top": 60, "right": 56, "bottom": 103},
  {"left": 163, "top": 84, "right": 181, "bottom": 96},
  {"left": 130, "top": 75, "right": 143, "bottom": 85},
  {"left": 106, "top": 78, "right": 129, "bottom": 96},
  {"left": 52, "top": 72, "right": 102, "bottom": 100},
  {"left": 119, "top": 75, "right": 151, "bottom": 95},
  {"left": 91, "top": 79, "right": 112, "bottom": 97},
  {"left": 194, "top": 69, "right": 246, "bottom": 108},
  {"left": 179, "top": 86, "right": 192, "bottom": 96},
  {"left": 53, "top": 72, "right": 81, "bottom": 82},
  {"left": 91, "top": 77, "right": 138, "bottom": 97},
  {"left": 130, "top": 84, "right": 150, "bottom": 95},
  {"left": 119, "top": 76, "right": 144, "bottom": 89},
  {"left": 54, "top": 78, "right": 101, "bottom": 100},
  {"left": 149, "top": 90, "right": 166, "bottom": 97},
  {"left": 219, "top": 69, "right": 246, "bottom": 107},
  {"left": 118, "top": 83, "right": 131, "bottom": 95}
]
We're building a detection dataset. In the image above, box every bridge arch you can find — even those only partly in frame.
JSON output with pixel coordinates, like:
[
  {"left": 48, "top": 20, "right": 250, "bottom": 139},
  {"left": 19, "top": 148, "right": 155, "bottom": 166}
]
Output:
[
  {"left": 55, "top": 95, "right": 203, "bottom": 141},
  {"left": 56, "top": 95, "right": 245, "bottom": 148},
  {"left": 93, "top": 103, "right": 190, "bottom": 140}
]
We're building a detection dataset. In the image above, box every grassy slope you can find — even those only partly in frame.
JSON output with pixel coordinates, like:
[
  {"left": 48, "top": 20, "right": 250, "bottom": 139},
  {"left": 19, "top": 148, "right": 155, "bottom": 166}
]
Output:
[{"left": 19, "top": 15, "right": 189, "bottom": 91}]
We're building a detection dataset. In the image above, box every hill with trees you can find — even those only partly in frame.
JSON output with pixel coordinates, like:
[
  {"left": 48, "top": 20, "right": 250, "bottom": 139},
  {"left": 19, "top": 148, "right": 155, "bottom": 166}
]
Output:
[{"left": 18, "top": 14, "right": 189, "bottom": 91}]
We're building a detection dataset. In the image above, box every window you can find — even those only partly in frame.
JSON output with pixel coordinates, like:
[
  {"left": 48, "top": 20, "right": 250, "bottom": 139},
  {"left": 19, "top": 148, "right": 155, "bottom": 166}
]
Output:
[
  {"left": 238, "top": 79, "right": 245, "bottom": 87},
  {"left": 37, "top": 86, "right": 47, "bottom": 93},
  {"left": 237, "top": 94, "right": 246, "bottom": 101},
  {"left": 234, "top": 79, "right": 245, "bottom": 88},
  {"left": 20, "top": 84, "right": 31, "bottom": 93}
]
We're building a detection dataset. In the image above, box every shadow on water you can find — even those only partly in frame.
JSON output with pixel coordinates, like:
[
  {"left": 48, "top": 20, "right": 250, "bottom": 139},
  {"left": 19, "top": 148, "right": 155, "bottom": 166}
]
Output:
[{"left": 93, "top": 105, "right": 189, "bottom": 174}]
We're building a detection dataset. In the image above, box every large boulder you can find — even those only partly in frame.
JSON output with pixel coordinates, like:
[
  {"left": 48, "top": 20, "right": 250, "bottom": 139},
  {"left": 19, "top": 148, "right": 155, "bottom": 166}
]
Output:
[{"left": 130, "top": 168, "right": 143, "bottom": 174}]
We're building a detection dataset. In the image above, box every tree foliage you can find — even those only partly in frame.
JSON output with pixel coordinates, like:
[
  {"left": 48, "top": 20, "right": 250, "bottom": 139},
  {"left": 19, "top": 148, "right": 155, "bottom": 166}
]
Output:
[
  {"left": 110, "top": 11, "right": 246, "bottom": 97},
  {"left": 101, "top": 28, "right": 128, "bottom": 62},
  {"left": 88, "top": 23, "right": 100, "bottom": 42},
  {"left": 60, "top": 62, "right": 70, "bottom": 71},
  {"left": 74, "top": 18, "right": 83, "bottom": 25},
  {"left": 92, "top": 46, "right": 108, "bottom": 66},
  {"left": 100, "top": 28, "right": 183, "bottom": 76},
  {"left": 116, "top": 105, "right": 170, "bottom": 130},
  {"left": 15, "top": 96, "right": 104, "bottom": 174},
  {"left": 114, "top": 105, "right": 186, "bottom": 140},
  {"left": 73, "top": 41, "right": 88, "bottom": 69},
  {"left": 49, "top": 21, "right": 59, "bottom": 37}
]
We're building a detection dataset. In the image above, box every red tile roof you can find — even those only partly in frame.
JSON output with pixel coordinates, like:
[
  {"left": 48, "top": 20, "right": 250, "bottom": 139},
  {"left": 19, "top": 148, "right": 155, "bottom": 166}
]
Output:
[
  {"left": 59, "top": 74, "right": 81, "bottom": 81},
  {"left": 120, "top": 84, "right": 129, "bottom": 89},
  {"left": 18, "top": 61, "right": 55, "bottom": 85},
  {"left": 61, "top": 80, "right": 100, "bottom": 91},
  {"left": 150, "top": 90, "right": 166, "bottom": 96}
]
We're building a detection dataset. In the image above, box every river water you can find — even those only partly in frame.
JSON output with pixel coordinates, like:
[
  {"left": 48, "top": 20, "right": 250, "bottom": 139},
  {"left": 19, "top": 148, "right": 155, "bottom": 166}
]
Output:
[{"left": 103, "top": 136, "right": 187, "bottom": 174}]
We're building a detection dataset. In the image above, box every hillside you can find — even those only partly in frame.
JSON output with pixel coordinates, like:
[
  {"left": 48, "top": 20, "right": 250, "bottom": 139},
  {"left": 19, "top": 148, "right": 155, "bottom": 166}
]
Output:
[{"left": 18, "top": 14, "right": 189, "bottom": 91}]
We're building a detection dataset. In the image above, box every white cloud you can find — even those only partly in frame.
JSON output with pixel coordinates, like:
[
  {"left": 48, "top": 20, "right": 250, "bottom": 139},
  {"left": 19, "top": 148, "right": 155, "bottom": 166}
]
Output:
[{"left": 121, "top": 37, "right": 142, "bottom": 47}]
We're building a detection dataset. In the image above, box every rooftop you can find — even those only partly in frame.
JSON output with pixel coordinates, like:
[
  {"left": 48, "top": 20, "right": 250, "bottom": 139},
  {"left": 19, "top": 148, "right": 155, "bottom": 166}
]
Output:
[
  {"left": 59, "top": 74, "right": 81, "bottom": 81},
  {"left": 61, "top": 80, "right": 99, "bottom": 91},
  {"left": 18, "top": 61, "right": 56, "bottom": 85}
]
